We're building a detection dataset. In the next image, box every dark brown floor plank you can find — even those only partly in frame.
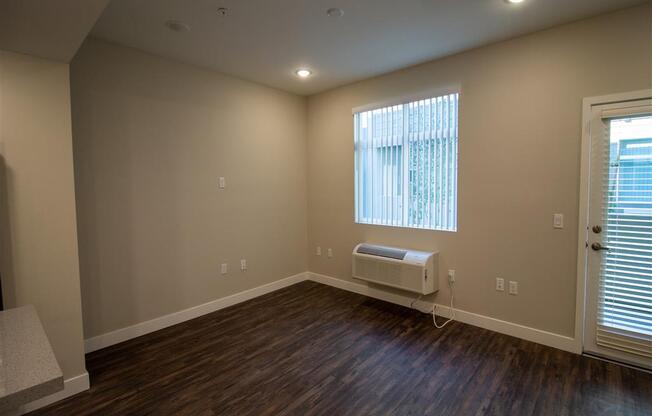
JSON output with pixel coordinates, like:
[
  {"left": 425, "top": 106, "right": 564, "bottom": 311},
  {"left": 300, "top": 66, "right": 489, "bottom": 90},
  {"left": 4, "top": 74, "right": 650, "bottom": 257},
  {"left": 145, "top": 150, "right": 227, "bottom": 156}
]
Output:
[{"left": 28, "top": 281, "right": 652, "bottom": 416}]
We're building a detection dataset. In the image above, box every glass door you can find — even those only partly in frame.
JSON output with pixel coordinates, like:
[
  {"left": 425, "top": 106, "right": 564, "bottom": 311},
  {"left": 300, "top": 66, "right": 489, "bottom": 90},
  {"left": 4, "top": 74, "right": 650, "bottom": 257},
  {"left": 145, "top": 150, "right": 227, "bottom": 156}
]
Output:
[{"left": 584, "top": 98, "right": 652, "bottom": 368}]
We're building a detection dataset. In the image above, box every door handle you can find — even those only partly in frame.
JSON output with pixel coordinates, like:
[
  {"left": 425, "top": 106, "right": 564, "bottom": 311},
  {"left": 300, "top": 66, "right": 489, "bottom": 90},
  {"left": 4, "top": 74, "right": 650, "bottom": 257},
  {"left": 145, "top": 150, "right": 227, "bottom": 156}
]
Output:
[{"left": 591, "top": 242, "right": 610, "bottom": 251}]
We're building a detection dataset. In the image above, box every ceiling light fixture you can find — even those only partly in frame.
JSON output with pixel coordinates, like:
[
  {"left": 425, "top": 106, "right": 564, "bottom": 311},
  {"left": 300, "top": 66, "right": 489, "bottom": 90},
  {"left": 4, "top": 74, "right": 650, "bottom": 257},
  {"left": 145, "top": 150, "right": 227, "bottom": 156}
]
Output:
[
  {"left": 165, "top": 20, "right": 190, "bottom": 32},
  {"left": 504, "top": 0, "right": 525, "bottom": 4},
  {"left": 295, "top": 68, "right": 312, "bottom": 78},
  {"left": 326, "top": 8, "right": 344, "bottom": 18},
  {"left": 217, "top": 7, "right": 228, "bottom": 17}
]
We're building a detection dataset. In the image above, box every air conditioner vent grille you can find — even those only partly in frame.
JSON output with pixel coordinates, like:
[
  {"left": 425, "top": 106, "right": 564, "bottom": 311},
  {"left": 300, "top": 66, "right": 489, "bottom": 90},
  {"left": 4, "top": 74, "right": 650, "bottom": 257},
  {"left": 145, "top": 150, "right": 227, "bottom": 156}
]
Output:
[{"left": 356, "top": 244, "right": 407, "bottom": 260}]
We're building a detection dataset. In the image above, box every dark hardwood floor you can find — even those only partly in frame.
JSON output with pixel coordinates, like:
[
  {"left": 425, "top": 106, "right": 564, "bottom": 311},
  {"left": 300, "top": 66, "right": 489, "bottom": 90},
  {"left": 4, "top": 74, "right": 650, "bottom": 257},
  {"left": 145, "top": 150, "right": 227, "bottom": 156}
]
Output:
[{"left": 30, "top": 281, "right": 651, "bottom": 416}]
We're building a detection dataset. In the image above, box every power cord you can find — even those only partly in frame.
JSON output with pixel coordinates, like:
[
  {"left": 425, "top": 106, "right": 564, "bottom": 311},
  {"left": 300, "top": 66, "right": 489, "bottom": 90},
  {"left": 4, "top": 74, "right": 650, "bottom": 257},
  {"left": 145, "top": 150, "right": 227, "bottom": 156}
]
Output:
[
  {"left": 432, "top": 279, "right": 455, "bottom": 328},
  {"left": 411, "top": 279, "right": 455, "bottom": 329}
]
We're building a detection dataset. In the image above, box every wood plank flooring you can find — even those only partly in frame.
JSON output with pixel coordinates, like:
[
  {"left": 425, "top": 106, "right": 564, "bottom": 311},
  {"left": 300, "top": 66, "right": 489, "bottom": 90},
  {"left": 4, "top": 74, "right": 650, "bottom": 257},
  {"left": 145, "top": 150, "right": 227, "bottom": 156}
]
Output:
[{"left": 29, "top": 281, "right": 651, "bottom": 416}]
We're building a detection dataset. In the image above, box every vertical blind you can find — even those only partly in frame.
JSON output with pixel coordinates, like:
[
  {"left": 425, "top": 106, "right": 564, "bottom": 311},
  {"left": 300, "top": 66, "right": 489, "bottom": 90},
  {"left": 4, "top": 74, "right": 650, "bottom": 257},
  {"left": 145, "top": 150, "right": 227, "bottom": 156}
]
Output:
[
  {"left": 354, "top": 93, "right": 458, "bottom": 231},
  {"left": 596, "top": 111, "right": 652, "bottom": 358}
]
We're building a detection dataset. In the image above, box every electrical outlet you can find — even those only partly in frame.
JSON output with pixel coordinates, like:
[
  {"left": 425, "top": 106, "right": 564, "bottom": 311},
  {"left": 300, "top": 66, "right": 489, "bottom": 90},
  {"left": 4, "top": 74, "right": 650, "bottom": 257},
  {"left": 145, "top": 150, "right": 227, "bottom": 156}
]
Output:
[
  {"left": 496, "top": 278, "right": 505, "bottom": 291},
  {"left": 509, "top": 281, "right": 518, "bottom": 295},
  {"left": 448, "top": 269, "right": 456, "bottom": 284},
  {"left": 221, "top": 263, "right": 228, "bottom": 275},
  {"left": 240, "top": 259, "right": 247, "bottom": 271},
  {"left": 327, "top": 248, "right": 333, "bottom": 258},
  {"left": 316, "top": 246, "right": 322, "bottom": 256}
]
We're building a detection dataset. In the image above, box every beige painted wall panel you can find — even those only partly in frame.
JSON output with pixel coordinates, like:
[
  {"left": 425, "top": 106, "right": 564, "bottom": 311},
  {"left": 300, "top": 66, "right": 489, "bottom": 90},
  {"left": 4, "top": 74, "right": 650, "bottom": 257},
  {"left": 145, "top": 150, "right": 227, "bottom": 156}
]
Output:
[
  {"left": 306, "top": 5, "right": 652, "bottom": 337},
  {"left": 71, "top": 39, "right": 308, "bottom": 339},
  {"left": 0, "top": 50, "right": 86, "bottom": 379}
]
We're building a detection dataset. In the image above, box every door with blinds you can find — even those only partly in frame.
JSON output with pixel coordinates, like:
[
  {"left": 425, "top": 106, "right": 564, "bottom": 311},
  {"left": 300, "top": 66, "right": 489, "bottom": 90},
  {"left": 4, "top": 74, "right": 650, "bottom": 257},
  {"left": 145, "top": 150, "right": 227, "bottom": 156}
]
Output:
[{"left": 584, "top": 97, "right": 652, "bottom": 368}]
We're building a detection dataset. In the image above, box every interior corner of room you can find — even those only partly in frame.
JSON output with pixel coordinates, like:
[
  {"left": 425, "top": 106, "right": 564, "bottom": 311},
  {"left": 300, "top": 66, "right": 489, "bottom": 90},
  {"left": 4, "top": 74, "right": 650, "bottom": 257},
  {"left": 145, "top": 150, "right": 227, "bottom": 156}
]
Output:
[{"left": 0, "top": 0, "right": 651, "bottom": 415}]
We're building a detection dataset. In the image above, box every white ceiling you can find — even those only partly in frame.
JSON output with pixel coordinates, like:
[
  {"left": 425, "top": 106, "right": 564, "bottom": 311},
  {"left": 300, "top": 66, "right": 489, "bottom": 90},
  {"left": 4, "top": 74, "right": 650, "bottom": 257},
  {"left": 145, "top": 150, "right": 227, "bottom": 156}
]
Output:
[
  {"left": 91, "top": 0, "right": 647, "bottom": 95},
  {"left": 0, "top": 0, "right": 110, "bottom": 62}
]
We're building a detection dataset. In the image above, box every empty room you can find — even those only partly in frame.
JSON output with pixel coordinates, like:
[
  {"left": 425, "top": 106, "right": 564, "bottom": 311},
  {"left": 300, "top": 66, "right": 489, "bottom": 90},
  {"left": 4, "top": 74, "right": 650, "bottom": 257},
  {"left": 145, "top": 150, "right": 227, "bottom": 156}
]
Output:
[{"left": 1, "top": 0, "right": 651, "bottom": 415}]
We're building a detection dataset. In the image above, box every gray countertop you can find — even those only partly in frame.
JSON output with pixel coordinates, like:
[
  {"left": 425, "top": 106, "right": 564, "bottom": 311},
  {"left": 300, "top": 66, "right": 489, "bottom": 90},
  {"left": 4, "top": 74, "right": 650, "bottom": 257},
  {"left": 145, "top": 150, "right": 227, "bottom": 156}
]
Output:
[{"left": 0, "top": 305, "right": 63, "bottom": 412}]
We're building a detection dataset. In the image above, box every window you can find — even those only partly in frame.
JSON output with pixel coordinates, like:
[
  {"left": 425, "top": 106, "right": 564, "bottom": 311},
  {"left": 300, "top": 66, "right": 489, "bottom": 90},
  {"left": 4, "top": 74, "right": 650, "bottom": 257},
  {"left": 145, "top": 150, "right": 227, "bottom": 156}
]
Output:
[{"left": 354, "top": 92, "right": 459, "bottom": 231}]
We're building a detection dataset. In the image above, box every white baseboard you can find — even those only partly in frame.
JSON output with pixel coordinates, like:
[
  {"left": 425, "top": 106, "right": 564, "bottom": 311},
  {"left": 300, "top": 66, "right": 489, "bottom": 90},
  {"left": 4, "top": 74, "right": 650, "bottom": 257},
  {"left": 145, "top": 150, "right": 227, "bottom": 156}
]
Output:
[
  {"left": 12, "top": 372, "right": 90, "bottom": 415},
  {"left": 84, "top": 270, "right": 578, "bottom": 356},
  {"left": 307, "top": 272, "right": 579, "bottom": 354},
  {"left": 84, "top": 272, "right": 308, "bottom": 353}
]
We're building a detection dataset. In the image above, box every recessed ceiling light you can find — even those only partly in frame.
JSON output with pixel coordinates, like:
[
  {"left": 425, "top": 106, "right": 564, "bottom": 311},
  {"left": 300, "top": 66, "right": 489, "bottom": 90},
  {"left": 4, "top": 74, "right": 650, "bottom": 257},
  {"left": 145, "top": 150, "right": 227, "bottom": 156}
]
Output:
[
  {"left": 295, "top": 68, "right": 312, "bottom": 78},
  {"left": 217, "top": 7, "right": 228, "bottom": 17},
  {"left": 165, "top": 20, "right": 190, "bottom": 32},
  {"left": 326, "top": 8, "right": 344, "bottom": 18},
  {"left": 504, "top": 0, "right": 525, "bottom": 4}
]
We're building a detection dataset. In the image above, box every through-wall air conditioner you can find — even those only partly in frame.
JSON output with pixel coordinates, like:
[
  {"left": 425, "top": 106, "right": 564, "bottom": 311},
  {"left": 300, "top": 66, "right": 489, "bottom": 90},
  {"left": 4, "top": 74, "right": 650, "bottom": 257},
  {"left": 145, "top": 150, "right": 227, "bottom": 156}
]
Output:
[{"left": 352, "top": 243, "right": 438, "bottom": 295}]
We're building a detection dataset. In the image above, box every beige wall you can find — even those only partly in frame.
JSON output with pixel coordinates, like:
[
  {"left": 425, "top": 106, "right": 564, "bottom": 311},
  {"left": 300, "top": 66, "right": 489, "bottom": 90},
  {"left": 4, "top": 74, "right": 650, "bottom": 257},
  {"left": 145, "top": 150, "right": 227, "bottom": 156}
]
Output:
[
  {"left": 306, "top": 5, "right": 652, "bottom": 337},
  {"left": 0, "top": 50, "right": 86, "bottom": 379},
  {"left": 71, "top": 38, "right": 308, "bottom": 339}
]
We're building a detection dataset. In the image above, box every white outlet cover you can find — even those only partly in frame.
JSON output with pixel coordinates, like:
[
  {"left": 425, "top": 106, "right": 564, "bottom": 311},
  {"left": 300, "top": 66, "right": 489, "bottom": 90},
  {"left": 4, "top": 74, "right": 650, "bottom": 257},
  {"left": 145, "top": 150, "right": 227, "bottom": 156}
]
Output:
[
  {"left": 219, "top": 177, "right": 226, "bottom": 189},
  {"left": 221, "top": 263, "right": 228, "bottom": 274},
  {"left": 316, "top": 246, "right": 322, "bottom": 256},
  {"left": 327, "top": 248, "right": 333, "bottom": 258},
  {"left": 509, "top": 281, "right": 518, "bottom": 295},
  {"left": 496, "top": 278, "right": 505, "bottom": 291},
  {"left": 240, "top": 259, "right": 247, "bottom": 271}
]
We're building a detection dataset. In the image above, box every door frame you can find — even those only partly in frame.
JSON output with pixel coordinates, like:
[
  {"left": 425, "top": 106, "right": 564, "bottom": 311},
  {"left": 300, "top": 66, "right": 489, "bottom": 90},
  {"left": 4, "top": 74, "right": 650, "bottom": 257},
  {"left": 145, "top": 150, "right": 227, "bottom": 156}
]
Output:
[{"left": 575, "top": 89, "right": 652, "bottom": 355}]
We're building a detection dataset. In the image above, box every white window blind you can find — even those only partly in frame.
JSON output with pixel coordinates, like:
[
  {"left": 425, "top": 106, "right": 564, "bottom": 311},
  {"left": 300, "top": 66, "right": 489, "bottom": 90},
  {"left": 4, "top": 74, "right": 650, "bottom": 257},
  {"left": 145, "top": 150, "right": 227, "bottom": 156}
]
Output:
[
  {"left": 354, "top": 93, "right": 458, "bottom": 231},
  {"left": 597, "top": 113, "right": 652, "bottom": 358}
]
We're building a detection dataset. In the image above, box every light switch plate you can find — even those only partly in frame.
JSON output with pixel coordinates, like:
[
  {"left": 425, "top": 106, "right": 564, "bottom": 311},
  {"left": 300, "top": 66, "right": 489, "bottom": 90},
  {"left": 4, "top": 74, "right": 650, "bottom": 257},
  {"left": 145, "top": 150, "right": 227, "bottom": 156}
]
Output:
[
  {"left": 509, "top": 281, "right": 518, "bottom": 295},
  {"left": 496, "top": 277, "right": 505, "bottom": 291},
  {"left": 219, "top": 177, "right": 226, "bottom": 189},
  {"left": 221, "top": 263, "right": 228, "bottom": 274},
  {"left": 553, "top": 213, "right": 563, "bottom": 229},
  {"left": 240, "top": 259, "right": 247, "bottom": 271},
  {"left": 316, "top": 246, "right": 322, "bottom": 256},
  {"left": 327, "top": 248, "right": 333, "bottom": 258}
]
